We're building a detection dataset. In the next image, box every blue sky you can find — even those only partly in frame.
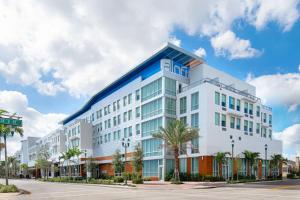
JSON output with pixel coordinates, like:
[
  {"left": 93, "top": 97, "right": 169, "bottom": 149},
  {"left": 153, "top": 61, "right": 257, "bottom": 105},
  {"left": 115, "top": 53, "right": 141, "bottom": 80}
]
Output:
[{"left": 0, "top": 0, "right": 300, "bottom": 157}]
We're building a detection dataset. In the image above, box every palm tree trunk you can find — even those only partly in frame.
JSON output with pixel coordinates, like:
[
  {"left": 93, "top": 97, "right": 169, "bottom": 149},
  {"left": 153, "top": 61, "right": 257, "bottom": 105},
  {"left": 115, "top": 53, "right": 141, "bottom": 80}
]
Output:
[
  {"left": 174, "top": 147, "right": 180, "bottom": 182},
  {"left": 4, "top": 135, "right": 9, "bottom": 185}
]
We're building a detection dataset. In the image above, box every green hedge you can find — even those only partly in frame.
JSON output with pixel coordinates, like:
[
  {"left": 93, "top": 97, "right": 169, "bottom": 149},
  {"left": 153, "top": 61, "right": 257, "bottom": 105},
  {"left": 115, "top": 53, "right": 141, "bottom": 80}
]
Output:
[
  {"left": 165, "top": 171, "right": 225, "bottom": 182},
  {"left": 0, "top": 184, "right": 19, "bottom": 193}
]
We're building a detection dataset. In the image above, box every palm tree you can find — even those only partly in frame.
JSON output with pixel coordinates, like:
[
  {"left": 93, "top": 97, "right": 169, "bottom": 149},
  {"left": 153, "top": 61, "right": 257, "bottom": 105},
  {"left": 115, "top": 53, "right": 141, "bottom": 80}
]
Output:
[
  {"left": 0, "top": 109, "right": 24, "bottom": 185},
  {"left": 270, "top": 154, "right": 285, "bottom": 178},
  {"left": 243, "top": 150, "right": 260, "bottom": 178},
  {"left": 215, "top": 152, "right": 230, "bottom": 178},
  {"left": 152, "top": 120, "right": 198, "bottom": 183},
  {"left": 71, "top": 147, "right": 83, "bottom": 176}
]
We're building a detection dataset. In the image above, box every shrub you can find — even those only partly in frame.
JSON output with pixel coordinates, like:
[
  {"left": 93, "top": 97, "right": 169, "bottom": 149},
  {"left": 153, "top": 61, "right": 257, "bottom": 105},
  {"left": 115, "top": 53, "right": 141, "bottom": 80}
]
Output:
[
  {"left": 287, "top": 173, "right": 295, "bottom": 179},
  {"left": 113, "top": 176, "right": 124, "bottom": 183},
  {"left": 0, "top": 185, "right": 19, "bottom": 193},
  {"left": 143, "top": 177, "right": 152, "bottom": 181},
  {"left": 132, "top": 177, "right": 143, "bottom": 184},
  {"left": 165, "top": 170, "right": 174, "bottom": 181}
]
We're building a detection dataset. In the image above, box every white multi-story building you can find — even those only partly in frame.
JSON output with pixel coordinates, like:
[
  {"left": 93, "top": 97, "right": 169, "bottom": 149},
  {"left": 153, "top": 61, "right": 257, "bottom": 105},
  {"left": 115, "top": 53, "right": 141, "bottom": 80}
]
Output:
[{"left": 58, "top": 43, "right": 282, "bottom": 180}]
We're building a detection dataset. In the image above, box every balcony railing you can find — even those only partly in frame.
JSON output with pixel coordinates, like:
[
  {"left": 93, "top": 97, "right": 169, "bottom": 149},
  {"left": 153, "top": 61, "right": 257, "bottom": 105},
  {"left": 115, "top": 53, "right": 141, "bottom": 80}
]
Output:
[{"left": 181, "top": 78, "right": 261, "bottom": 103}]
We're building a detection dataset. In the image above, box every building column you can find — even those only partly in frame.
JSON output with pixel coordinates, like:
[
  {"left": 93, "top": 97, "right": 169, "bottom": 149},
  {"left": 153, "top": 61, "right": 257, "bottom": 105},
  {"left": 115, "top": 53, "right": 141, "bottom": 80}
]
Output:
[{"left": 199, "top": 156, "right": 213, "bottom": 176}]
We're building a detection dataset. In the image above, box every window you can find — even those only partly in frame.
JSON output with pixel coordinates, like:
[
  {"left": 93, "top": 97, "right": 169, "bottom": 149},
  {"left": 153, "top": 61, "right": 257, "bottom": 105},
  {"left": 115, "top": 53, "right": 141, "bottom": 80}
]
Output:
[
  {"left": 244, "top": 102, "right": 249, "bottom": 114},
  {"left": 236, "top": 118, "right": 241, "bottom": 130},
  {"left": 104, "top": 134, "right": 107, "bottom": 143},
  {"left": 180, "top": 158, "right": 187, "bottom": 173},
  {"left": 165, "top": 77, "right": 176, "bottom": 96},
  {"left": 113, "top": 131, "right": 117, "bottom": 141},
  {"left": 141, "top": 78, "right": 162, "bottom": 102},
  {"left": 143, "top": 160, "right": 159, "bottom": 177},
  {"left": 123, "top": 112, "right": 127, "bottom": 122},
  {"left": 221, "top": 94, "right": 226, "bottom": 107},
  {"left": 128, "top": 110, "right": 132, "bottom": 121},
  {"left": 256, "top": 106, "right": 260, "bottom": 117},
  {"left": 104, "top": 107, "right": 107, "bottom": 115},
  {"left": 113, "top": 117, "right": 117, "bottom": 126},
  {"left": 117, "top": 100, "right": 120, "bottom": 110},
  {"left": 141, "top": 98, "right": 162, "bottom": 120},
  {"left": 244, "top": 120, "right": 248, "bottom": 132},
  {"left": 123, "top": 96, "right": 127, "bottom": 107},
  {"left": 191, "top": 113, "right": 199, "bottom": 128},
  {"left": 191, "top": 138, "right": 199, "bottom": 153},
  {"left": 117, "top": 115, "right": 121, "bottom": 125},
  {"left": 269, "top": 130, "right": 272, "bottom": 139},
  {"left": 141, "top": 117, "right": 162, "bottom": 137},
  {"left": 262, "top": 127, "right": 267, "bottom": 137},
  {"left": 108, "top": 133, "right": 111, "bottom": 142},
  {"left": 100, "top": 109, "right": 102, "bottom": 117},
  {"left": 108, "top": 119, "right": 111, "bottom": 128},
  {"left": 108, "top": 105, "right": 110, "bottom": 114},
  {"left": 249, "top": 104, "right": 253, "bottom": 115},
  {"left": 180, "top": 97, "right": 187, "bottom": 114},
  {"left": 221, "top": 114, "right": 226, "bottom": 127},
  {"left": 135, "top": 89, "right": 140, "bottom": 101},
  {"left": 269, "top": 115, "right": 272, "bottom": 125},
  {"left": 230, "top": 116, "right": 235, "bottom": 129},
  {"left": 191, "top": 92, "right": 199, "bottom": 110},
  {"left": 215, "top": 112, "right": 220, "bottom": 126},
  {"left": 191, "top": 158, "right": 199, "bottom": 174},
  {"left": 236, "top": 99, "right": 241, "bottom": 111},
  {"left": 128, "top": 93, "right": 132, "bottom": 105},
  {"left": 113, "top": 102, "right": 116, "bottom": 111},
  {"left": 117, "top": 130, "right": 121, "bottom": 140},
  {"left": 142, "top": 139, "right": 162, "bottom": 157},
  {"left": 136, "top": 107, "right": 140, "bottom": 118},
  {"left": 249, "top": 121, "right": 253, "bottom": 133},
  {"left": 229, "top": 96, "right": 235, "bottom": 109},
  {"left": 263, "top": 113, "right": 267, "bottom": 123},
  {"left": 124, "top": 128, "right": 128, "bottom": 138},
  {"left": 215, "top": 92, "right": 220, "bottom": 105},
  {"left": 128, "top": 126, "right": 132, "bottom": 137},
  {"left": 100, "top": 136, "right": 103, "bottom": 144},
  {"left": 165, "top": 97, "right": 176, "bottom": 115},
  {"left": 180, "top": 116, "right": 187, "bottom": 125},
  {"left": 136, "top": 124, "right": 140, "bottom": 135},
  {"left": 256, "top": 123, "right": 260, "bottom": 134}
]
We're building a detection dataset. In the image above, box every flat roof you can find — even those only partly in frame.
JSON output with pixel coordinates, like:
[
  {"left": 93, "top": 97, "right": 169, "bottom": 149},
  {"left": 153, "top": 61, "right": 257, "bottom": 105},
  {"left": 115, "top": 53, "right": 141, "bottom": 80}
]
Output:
[{"left": 61, "top": 43, "right": 204, "bottom": 125}]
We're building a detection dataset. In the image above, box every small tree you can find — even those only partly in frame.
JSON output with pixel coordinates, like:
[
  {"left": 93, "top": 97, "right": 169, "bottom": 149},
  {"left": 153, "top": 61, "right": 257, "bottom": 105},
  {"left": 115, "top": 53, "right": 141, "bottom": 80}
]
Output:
[
  {"left": 36, "top": 145, "right": 51, "bottom": 179},
  {"left": 132, "top": 144, "right": 143, "bottom": 178},
  {"left": 243, "top": 150, "right": 260, "bottom": 178},
  {"left": 215, "top": 152, "right": 230, "bottom": 178},
  {"left": 112, "top": 149, "right": 123, "bottom": 176},
  {"left": 20, "top": 163, "right": 29, "bottom": 177},
  {"left": 270, "top": 154, "right": 285, "bottom": 178}
]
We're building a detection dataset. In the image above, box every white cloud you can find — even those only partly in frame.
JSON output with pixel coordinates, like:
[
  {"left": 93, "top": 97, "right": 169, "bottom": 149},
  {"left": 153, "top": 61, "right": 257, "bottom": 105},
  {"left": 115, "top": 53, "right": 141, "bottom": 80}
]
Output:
[
  {"left": 0, "top": 0, "right": 299, "bottom": 97},
  {"left": 274, "top": 124, "right": 300, "bottom": 159},
  {"left": 250, "top": 0, "right": 300, "bottom": 32},
  {"left": 211, "top": 30, "right": 261, "bottom": 59},
  {"left": 168, "top": 36, "right": 181, "bottom": 47},
  {"left": 194, "top": 47, "right": 206, "bottom": 58},
  {"left": 0, "top": 90, "right": 67, "bottom": 156},
  {"left": 247, "top": 68, "right": 300, "bottom": 111}
]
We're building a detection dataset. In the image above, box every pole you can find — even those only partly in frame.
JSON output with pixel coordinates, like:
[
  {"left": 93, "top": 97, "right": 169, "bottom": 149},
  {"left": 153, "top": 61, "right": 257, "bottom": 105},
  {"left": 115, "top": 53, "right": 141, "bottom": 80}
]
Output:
[
  {"left": 124, "top": 144, "right": 127, "bottom": 185},
  {"left": 265, "top": 146, "right": 267, "bottom": 180},
  {"left": 85, "top": 150, "right": 87, "bottom": 183},
  {"left": 4, "top": 135, "right": 8, "bottom": 185},
  {"left": 231, "top": 142, "right": 234, "bottom": 182}
]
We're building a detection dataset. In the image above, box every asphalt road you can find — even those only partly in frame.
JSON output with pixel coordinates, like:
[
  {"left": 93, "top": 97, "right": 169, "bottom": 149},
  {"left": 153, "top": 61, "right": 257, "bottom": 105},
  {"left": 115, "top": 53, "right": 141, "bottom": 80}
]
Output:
[{"left": 1, "top": 179, "right": 300, "bottom": 200}]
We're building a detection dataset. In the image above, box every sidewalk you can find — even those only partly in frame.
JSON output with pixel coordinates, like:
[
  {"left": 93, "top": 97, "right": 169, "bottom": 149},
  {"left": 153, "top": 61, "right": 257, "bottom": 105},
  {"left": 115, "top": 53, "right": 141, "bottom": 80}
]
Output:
[{"left": 137, "top": 181, "right": 227, "bottom": 190}]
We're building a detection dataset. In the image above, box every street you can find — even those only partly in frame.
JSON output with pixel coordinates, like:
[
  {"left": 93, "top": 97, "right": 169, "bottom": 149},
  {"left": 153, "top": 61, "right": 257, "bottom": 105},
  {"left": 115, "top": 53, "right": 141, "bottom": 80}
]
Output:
[{"left": 1, "top": 179, "right": 300, "bottom": 200}]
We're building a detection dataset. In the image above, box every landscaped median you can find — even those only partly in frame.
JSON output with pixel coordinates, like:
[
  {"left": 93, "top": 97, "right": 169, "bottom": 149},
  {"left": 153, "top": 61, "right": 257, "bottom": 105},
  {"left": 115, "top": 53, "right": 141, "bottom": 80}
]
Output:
[{"left": 0, "top": 184, "right": 19, "bottom": 193}]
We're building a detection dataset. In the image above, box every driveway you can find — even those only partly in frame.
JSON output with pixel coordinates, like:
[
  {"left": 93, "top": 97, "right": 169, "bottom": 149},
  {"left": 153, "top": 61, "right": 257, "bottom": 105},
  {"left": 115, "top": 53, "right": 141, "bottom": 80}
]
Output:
[{"left": 1, "top": 179, "right": 300, "bottom": 200}]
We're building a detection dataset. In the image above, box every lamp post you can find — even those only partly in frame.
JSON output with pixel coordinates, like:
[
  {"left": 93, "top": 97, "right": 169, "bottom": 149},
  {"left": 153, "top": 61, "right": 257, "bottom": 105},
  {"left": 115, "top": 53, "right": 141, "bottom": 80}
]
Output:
[
  {"left": 122, "top": 138, "right": 130, "bottom": 185},
  {"left": 83, "top": 149, "right": 87, "bottom": 183},
  {"left": 231, "top": 139, "right": 235, "bottom": 182},
  {"left": 265, "top": 144, "right": 268, "bottom": 180}
]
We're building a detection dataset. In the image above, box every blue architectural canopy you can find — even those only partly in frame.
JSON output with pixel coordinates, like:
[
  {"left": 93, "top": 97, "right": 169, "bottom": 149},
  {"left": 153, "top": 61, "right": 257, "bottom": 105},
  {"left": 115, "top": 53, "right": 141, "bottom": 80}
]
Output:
[{"left": 61, "top": 43, "right": 204, "bottom": 125}]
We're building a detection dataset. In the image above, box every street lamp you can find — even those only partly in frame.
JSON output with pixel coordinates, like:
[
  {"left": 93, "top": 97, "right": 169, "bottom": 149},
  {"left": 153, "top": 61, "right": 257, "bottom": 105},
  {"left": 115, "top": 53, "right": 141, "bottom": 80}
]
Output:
[
  {"left": 122, "top": 138, "right": 130, "bottom": 185},
  {"left": 83, "top": 149, "right": 87, "bottom": 183},
  {"left": 265, "top": 144, "right": 268, "bottom": 180},
  {"left": 231, "top": 139, "right": 235, "bottom": 182}
]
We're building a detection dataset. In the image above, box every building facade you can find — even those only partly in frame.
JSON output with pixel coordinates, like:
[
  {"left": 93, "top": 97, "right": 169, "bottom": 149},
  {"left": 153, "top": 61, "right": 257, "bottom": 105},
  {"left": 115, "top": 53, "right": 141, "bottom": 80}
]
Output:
[{"left": 18, "top": 43, "right": 282, "bottom": 180}]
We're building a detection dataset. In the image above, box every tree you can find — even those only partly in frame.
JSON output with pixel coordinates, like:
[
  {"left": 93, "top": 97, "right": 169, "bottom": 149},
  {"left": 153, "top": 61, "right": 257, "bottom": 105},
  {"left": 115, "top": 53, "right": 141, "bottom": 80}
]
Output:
[
  {"left": 243, "top": 150, "right": 260, "bottom": 178},
  {"left": 71, "top": 147, "right": 83, "bottom": 176},
  {"left": 0, "top": 109, "right": 24, "bottom": 185},
  {"left": 152, "top": 120, "right": 198, "bottom": 183},
  {"left": 215, "top": 152, "right": 230, "bottom": 177},
  {"left": 132, "top": 144, "right": 143, "bottom": 177},
  {"left": 112, "top": 149, "right": 123, "bottom": 176},
  {"left": 36, "top": 145, "right": 51, "bottom": 179},
  {"left": 20, "top": 163, "right": 29, "bottom": 177},
  {"left": 270, "top": 154, "right": 285, "bottom": 178}
]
